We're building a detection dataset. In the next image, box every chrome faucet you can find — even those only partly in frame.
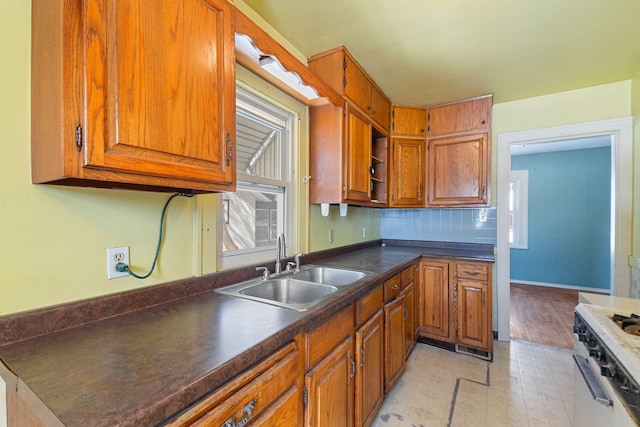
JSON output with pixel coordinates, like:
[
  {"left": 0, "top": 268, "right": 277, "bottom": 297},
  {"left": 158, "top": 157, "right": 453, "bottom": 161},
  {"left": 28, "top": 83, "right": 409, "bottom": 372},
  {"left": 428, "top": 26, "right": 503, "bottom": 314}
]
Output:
[{"left": 275, "top": 233, "right": 286, "bottom": 274}]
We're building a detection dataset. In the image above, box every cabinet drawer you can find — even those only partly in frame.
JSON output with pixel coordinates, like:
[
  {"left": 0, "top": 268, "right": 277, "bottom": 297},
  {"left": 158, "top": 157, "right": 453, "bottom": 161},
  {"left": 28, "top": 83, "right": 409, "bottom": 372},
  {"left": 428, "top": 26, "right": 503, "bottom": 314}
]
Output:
[
  {"left": 457, "top": 262, "right": 489, "bottom": 281},
  {"left": 356, "top": 285, "right": 383, "bottom": 327},
  {"left": 383, "top": 274, "right": 401, "bottom": 302},
  {"left": 401, "top": 265, "right": 416, "bottom": 288},
  {"left": 305, "top": 304, "right": 355, "bottom": 370},
  {"left": 167, "top": 342, "right": 299, "bottom": 426}
]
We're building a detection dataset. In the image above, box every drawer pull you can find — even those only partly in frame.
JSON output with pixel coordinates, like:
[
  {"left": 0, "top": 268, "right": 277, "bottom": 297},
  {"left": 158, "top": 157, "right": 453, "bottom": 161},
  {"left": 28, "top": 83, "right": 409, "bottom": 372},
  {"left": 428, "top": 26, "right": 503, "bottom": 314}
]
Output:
[
  {"left": 222, "top": 399, "right": 257, "bottom": 427},
  {"left": 407, "top": 274, "right": 412, "bottom": 280},
  {"left": 464, "top": 270, "right": 480, "bottom": 276},
  {"left": 392, "top": 285, "right": 398, "bottom": 291}
]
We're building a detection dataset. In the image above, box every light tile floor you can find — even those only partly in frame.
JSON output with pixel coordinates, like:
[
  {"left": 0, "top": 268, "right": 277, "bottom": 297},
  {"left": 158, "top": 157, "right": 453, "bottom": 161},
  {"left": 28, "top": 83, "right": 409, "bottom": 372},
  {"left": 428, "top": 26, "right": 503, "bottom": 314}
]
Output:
[{"left": 372, "top": 340, "right": 574, "bottom": 427}]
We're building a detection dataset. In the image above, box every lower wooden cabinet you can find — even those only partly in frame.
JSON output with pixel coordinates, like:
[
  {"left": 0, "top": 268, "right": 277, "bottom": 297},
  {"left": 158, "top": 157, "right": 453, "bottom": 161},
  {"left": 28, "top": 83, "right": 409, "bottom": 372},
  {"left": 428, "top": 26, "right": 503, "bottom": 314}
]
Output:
[
  {"left": 165, "top": 341, "right": 301, "bottom": 426},
  {"left": 355, "top": 310, "right": 384, "bottom": 427},
  {"left": 305, "top": 336, "right": 355, "bottom": 427},
  {"left": 418, "top": 258, "right": 493, "bottom": 354},
  {"left": 384, "top": 290, "right": 406, "bottom": 393}
]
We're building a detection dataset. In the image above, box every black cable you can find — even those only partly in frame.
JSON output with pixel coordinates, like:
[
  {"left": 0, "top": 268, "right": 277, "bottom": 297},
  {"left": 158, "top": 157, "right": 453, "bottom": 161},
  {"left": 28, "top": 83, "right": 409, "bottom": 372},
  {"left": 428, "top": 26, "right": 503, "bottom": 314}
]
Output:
[{"left": 116, "top": 193, "right": 194, "bottom": 279}]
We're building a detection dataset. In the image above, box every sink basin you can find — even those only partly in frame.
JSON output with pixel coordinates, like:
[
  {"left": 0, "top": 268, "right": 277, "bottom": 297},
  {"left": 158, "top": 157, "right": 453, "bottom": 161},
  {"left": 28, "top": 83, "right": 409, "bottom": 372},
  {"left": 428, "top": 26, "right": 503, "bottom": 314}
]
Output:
[
  {"left": 240, "top": 278, "right": 338, "bottom": 305},
  {"left": 291, "top": 266, "right": 369, "bottom": 286},
  {"left": 215, "top": 265, "right": 372, "bottom": 311}
]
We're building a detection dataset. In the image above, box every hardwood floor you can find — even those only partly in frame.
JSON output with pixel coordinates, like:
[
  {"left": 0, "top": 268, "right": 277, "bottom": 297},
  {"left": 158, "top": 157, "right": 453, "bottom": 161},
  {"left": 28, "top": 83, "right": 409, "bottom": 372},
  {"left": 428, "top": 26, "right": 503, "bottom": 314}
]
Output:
[{"left": 510, "top": 283, "right": 579, "bottom": 349}]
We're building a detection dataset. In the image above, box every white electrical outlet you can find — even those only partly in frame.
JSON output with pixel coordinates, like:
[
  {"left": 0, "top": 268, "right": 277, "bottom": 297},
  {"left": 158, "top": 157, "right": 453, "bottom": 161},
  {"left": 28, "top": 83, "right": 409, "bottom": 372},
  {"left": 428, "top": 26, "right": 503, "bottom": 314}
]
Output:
[
  {"left": 363, "top": 227, "right": 368, "bottom": 238},
  {"left": 107, "top": 246, "right": 130, "bottom": 279},
  {"left": 329, "top": 229, "right": 334, "bottom": 244},
  {"left": 478, "top": 209, "right": 487, "bottom": 223}
]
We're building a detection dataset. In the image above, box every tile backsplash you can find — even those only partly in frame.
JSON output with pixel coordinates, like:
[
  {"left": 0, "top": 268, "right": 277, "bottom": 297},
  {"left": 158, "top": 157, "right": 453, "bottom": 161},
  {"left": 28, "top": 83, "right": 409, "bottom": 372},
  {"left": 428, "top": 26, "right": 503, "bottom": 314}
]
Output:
[{"left": 381, "top": 208, "right": 497, "bottom": 245}]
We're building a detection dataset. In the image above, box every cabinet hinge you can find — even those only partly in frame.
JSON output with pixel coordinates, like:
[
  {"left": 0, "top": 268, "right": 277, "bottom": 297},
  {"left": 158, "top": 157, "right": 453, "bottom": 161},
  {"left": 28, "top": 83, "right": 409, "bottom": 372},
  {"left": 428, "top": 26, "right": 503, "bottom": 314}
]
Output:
[
  {"left": 343, "top": 77, "right": 347, "bottom": 87},
  {"left": 75, "top": 124, "right": 82, "bottom": 152},
  {"left": 343, "top": 184, "right": 346, "bottom": 195},
  {"left": 343, "top": 58, "right": 347, "bottom": 70},
  {"left": 482, "top": 291, "right": 486, "bottom": 307},
  {"left": 303, "top": 386, "right": 308, "bottom": 408},
  {"left": 427, "top": 112, "right": 430, "bottom": 121},
  {"left": 482, "top": 185, "right": 486, "bottom": 198}
]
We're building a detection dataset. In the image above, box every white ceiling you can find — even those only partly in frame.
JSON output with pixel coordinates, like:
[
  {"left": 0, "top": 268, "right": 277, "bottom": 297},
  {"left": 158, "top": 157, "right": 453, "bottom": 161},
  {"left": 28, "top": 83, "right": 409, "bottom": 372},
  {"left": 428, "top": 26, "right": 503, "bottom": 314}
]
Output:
[{"left": 241, "top": 0, "right": 640, "bottom": 107}]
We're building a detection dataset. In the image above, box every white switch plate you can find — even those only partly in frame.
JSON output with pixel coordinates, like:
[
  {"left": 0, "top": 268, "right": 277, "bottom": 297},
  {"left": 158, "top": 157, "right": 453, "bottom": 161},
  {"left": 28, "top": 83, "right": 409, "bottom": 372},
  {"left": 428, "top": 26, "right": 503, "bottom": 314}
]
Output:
[
  {"left": 107, "top": 246, "right": 130, "bottom": 279},
  {"left": 363, "top": 227, "right": 368, "bottom": 238}
]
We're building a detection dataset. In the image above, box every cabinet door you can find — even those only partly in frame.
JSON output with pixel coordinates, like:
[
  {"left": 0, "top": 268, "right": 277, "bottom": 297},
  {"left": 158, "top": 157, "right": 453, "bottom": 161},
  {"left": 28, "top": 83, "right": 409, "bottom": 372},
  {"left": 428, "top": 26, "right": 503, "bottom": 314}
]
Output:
[
  {"left": 344, "top": 106, "right": 372, "bottom": 202},
  {"left": 305, "top": 336, "right": 355, "bottom": 427},
  {"left": 344, "top": 55, "right": 371, "bottom": 114},
  {"left": 392, "top": 106, "right": 427, "bottom": 137},
  {"left": 418, "top": 260, "right": 452, "bottom": 341},
  {"left": 427, "top": 132, "right": 489, "bottom": 206},
  {"left": 427, "top": 95, "right": 492, "bottom": 138},
  {"left": 457, "top": 280, "right": 490, "bottom": 351},
  {"left": 390, "top": 138, "right": 425, "bottom": 207},
  {"left": 370, "top": 86, "right": 391, "bottom": 132},
  {"left": 84, "top": 0, "right": 235, "bottom": 186},
  {"left": 384, "top": 295, "right": 406, "bottom": 393},
  {"left": 402, "top": 282, "right": 416, "bottom": 358},
  {"left": 355, "top": 311, "right": 384, "bottom": 427}
]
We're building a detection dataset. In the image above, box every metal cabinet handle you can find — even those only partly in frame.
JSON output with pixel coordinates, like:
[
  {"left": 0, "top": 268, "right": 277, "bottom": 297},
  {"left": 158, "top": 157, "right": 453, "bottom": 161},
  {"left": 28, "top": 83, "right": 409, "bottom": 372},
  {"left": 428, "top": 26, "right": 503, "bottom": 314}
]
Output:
[
  {"left": 350, "top": 357, "right": 356, "bottom": 379},
  {"left": 407, "top": 274, "right": 412, "bottom": 280},
  {"left": 226, "top": 133, "right": 233, "bottom": 166},
  {"left": 222, "top": 399, "right": 257, "bottom": 427},
  {"left": 573, "top": 355, "right": 612, "bottom": 407},
  {"left": 391, "top": 285, "right": 398, "bottom": 291},
  {"left": 360, "top": 347, "right": 365, "bottom": 369},
  {"left": 464, "top": 270, "right": 480, "bottom": 276}
]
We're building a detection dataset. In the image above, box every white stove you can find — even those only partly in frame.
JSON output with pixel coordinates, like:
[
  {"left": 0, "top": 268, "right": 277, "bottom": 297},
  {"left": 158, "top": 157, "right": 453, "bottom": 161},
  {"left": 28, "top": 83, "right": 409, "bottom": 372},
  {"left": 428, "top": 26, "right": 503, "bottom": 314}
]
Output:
[{"left": 574, "top": 303, "right": 640, "bottom": 426}]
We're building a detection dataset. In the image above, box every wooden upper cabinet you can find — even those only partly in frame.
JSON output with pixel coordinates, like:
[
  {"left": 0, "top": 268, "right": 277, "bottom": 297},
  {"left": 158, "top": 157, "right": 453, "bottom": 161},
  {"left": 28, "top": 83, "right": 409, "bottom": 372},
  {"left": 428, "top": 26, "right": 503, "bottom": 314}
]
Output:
[
  {"left": 391, "top": 106, "right": 428, "bottom": 137},
  {"left": 427, "top": 95, "right": 492, "bottom": 138},
  {"left": 31, "top": 0, "right": 236, "bottom": 193},
  {"left": 345, "top": 106, "right": 373, "bottom": 202},
  {"left": 427, "top": 132, "right": 490, "bottom": 206},
  {"left": 390, "top": 138, "right": 425, "bottom": 207},
  {"left": 309, "top": 46, "right": 391, "bottom": 132}
]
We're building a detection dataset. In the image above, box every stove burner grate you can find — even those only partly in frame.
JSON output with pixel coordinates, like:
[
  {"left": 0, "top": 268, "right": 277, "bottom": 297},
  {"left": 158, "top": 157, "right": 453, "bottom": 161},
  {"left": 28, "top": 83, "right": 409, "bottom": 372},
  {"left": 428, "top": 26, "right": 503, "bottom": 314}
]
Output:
[{"left": 612, "top": 313, "right": 640, "bottom": 336}]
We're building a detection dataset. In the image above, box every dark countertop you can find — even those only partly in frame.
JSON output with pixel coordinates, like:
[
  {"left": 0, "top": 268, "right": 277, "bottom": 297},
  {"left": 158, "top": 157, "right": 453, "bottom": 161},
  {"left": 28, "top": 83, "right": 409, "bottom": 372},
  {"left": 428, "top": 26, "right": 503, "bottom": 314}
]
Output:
[{"left": 0, "top": 242, "right": 493, "bottom": 426}]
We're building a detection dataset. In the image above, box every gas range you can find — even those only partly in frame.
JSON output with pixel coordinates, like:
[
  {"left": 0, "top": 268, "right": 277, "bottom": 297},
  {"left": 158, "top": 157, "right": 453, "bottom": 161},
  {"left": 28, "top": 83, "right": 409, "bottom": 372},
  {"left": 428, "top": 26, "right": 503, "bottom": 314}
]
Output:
[{"left": 574, "top": 303, "right": 640, "bottom": 425}]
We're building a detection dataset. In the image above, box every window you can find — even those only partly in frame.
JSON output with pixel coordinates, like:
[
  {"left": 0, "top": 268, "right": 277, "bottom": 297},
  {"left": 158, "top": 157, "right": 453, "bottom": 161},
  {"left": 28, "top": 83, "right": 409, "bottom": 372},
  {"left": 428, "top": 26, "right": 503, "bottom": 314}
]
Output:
[
  {"left": 509, "top": 169, "right": 528, "bottom": 249},
  {"left": 220, "top": 86, "right": 294, "bottom": 268}
]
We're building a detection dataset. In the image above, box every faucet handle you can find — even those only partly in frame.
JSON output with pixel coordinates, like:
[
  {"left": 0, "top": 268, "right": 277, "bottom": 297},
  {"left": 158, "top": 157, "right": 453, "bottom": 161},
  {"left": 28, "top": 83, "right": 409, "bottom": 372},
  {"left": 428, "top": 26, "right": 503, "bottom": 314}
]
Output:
[
  {"left": 285, "top": 262, "right": 296, "bottom": 272},
  {"left": 256, "top": 266, "right": 270, "bottom": 280},
  {"left": 294, "top": 253, "right": 304, "bottom": 270}
]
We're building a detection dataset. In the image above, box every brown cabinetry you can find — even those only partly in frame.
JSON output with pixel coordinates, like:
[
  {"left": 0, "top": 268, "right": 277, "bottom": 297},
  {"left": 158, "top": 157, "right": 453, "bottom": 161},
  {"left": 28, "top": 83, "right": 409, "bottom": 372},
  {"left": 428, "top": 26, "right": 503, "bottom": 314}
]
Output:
[
  {"left": 32, "top": 0, "right": 236, "bottom": 193},
  {"left": 428, "top": 132, "right": 490, "bottom": 206},
  {"left": 383, "top": 274, "right": 405, "bottom": 393},
  {"left": 390, "top": 138, "right": 425, "bottom": 207},
  {"left": 309, "top": 46, "right": 391, "bottom": 132},
  {"left": 392, "top": 105, "right": 428, "bottom": 137},
  {"left": 355, "top": 310, "right": 384, "bottom": 427},
  {"left": 165, "top": 342, "right": 301, "bottom": 426},
  {"left": 427, "top": 95, "right": 492, "bottom": 138},
  {"left": 309, "top": 104, "right": 388, "bottom": 206},
  {"left": 303, "top": 305, "right": 355, "bottom": 427},
  {"left": 401, "top": 264, "right": 418, "bottom": 358},
  {"left": 418, "top": 258, "right": 493, "bottom": 355},
  {"left": 426, "top": 95, "right": 492, "bottom": 206}
]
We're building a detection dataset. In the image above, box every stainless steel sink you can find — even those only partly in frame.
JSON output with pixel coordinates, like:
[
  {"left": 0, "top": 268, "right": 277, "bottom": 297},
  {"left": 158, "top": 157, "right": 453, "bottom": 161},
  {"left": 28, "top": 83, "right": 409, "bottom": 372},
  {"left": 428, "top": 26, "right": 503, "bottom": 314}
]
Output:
[
  {"left": 291, "top": 266, "right": 369, "bottom": 286},
  {"left": 215, "top": 265, "right": 372, "bottom": 311},
  {"left": 240, "top": 278, "right": 338, "bottom": 304}
]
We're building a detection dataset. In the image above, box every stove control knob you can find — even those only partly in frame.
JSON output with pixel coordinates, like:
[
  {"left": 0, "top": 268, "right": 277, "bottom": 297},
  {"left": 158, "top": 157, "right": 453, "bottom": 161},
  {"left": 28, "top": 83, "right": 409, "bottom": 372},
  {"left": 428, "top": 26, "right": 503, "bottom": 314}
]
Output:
[
  {"left": 600, "top": 361, "right": 616, "bottom": 378},
  {"left": 578, "top": 332, "right": 588, "bottom": 342}
]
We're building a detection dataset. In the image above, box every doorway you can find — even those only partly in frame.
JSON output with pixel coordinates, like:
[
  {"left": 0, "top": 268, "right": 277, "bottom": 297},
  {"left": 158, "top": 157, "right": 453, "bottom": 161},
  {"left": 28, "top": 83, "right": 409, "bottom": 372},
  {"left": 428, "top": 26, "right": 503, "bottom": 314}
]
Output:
[{"left": 495, "top": 117, "right": 633, "bottom": 342}]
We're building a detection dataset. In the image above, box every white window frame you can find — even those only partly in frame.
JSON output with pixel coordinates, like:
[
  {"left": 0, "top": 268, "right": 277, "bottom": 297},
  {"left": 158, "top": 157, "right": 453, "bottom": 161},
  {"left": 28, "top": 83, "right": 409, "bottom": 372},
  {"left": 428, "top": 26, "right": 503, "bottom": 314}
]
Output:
[
  {"left": 509, "top": 169, "right": 529, "bottom": 249},
  {"left": 219, "top": 84, "right": 294, "bottom": 269}
]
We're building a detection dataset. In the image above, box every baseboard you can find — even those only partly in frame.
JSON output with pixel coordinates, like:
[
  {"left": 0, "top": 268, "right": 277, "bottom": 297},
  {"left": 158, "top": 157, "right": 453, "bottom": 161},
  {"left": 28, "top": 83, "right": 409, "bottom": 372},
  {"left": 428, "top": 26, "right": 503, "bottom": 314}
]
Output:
[{"left": 510, "top": 280, "right": 610, "bottom": 294}]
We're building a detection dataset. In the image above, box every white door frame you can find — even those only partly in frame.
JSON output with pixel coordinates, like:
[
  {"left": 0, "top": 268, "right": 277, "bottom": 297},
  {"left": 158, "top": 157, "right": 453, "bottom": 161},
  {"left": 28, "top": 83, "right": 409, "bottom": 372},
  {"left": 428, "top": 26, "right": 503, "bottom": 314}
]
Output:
[{"left": 496, "top": 117, "right": 633, "bottom": 342}]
